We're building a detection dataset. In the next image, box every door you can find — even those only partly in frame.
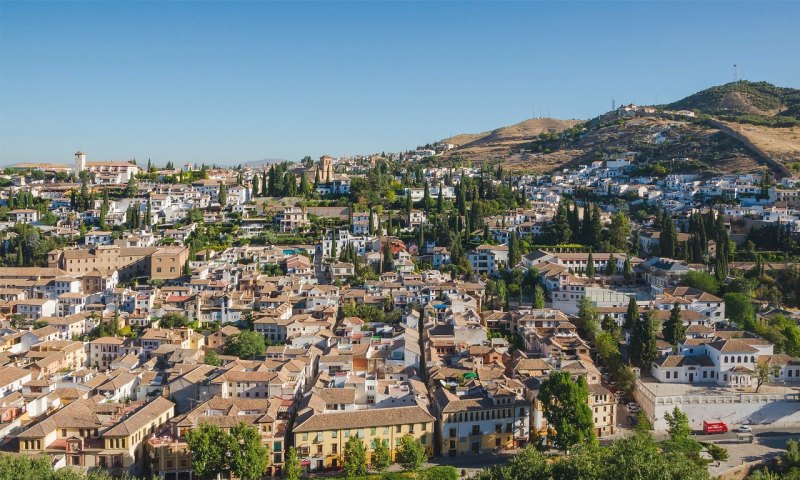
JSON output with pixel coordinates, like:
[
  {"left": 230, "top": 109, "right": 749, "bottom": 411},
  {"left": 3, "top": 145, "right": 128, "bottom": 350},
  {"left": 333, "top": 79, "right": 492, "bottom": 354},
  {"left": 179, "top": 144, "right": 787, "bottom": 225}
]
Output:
[
  {"left": 472, "top": 442, "right": 480, "bottom": 454},
  {"left": 689, "top": 373, "right": 694, "bottom": 382}
]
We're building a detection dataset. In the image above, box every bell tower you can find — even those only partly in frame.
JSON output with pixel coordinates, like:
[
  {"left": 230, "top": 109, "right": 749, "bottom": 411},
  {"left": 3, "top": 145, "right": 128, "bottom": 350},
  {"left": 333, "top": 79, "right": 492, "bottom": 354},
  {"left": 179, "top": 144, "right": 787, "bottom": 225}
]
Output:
[{"left": 74, "top": 150, "right": 86, "bottom": 172}]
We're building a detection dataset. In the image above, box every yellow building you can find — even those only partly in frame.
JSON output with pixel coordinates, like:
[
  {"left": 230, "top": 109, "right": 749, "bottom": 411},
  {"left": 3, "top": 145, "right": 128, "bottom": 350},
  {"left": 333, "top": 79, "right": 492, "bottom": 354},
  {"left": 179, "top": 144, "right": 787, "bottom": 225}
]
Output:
[
  {"left": 433, "top": 380, "right": 530, "bottom": 457},
  {"left": 292, "top": 398, "right": 434, "bottom": 472},
  {"left": 149, "top": 396, "right": 289, "bottom": 478},
  {"left": 17, "top": 397, "right": 174, "bottom": 476}
]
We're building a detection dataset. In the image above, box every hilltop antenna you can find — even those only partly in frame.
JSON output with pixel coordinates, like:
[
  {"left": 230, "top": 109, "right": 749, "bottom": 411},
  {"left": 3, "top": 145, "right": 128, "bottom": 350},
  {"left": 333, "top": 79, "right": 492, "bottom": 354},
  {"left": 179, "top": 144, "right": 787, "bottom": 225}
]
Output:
[
  {"left": 612, "top": 98, "right": 616, "bottom": 111},
  {"left": 532, "top": 104, "right": 535, "bottom": 119},
  {"left": 733, "top": 64, "right": 739, "bottom": 82}
]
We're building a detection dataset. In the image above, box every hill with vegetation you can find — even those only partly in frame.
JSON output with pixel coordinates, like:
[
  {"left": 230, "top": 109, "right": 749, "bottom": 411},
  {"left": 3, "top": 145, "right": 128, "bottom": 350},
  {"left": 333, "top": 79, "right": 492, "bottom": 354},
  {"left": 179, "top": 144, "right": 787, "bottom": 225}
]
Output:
[{"left": 665, "top": 81, "right": 800, "bottom": 126}]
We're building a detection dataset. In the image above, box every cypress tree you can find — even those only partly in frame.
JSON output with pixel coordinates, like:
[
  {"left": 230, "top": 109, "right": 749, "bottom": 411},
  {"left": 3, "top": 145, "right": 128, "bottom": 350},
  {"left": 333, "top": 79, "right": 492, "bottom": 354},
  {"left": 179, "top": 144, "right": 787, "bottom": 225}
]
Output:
[
  {"left": 624, "top": 296, "right": 639, "bottom": 331},
  {"left": 606, "top": 253, "right": 617, "bottom": 276},
  {"left": 663, "top": 303, "right": 686, "bottom": 347},
  {"left": 586, "top": 249, "right": 595, "bottom": 278}
]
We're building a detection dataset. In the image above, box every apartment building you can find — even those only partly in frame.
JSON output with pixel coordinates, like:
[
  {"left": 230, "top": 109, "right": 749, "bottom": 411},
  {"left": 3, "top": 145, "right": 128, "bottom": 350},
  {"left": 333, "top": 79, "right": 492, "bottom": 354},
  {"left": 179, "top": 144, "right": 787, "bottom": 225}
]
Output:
[
  {"left": 467, "top": 245, "right": 509, "bottom": 276},
  {"left": 149, "top": 397, "right": 289, "bottom": 477},
  {"left": 433, "top": 380, "right": 530, "bottom": 457},
  {"left": 17, "top": 397, "right": 173, "bottom": 476},
  {"left": 275, "top": 206, "right": 309, "bottom": 233},
  {"left": 151, "top": 246, "right": 191, "bottom": 280},
  {"left": 89, "top": 337, "right": 125, "bottom": 369},
  {"left": 292, "top": 380, "right": 435, "bottom": 472}
]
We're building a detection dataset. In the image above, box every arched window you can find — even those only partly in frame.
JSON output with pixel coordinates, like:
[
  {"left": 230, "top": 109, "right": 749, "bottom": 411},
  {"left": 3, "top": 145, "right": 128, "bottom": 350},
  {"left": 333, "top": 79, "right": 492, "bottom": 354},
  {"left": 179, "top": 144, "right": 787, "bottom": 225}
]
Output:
[{"left": 738, "top": 356, "right": 742, "bottom": 363}]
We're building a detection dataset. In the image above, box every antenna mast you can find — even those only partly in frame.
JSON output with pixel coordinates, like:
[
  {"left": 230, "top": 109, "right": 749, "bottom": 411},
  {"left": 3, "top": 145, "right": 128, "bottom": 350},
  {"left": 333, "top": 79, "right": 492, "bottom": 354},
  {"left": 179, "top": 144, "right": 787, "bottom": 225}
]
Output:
[
  {"left": 733, "top": 64, "right": 739, "bottom": 82},
  {"left": 612, "top": 98, "right": 616, "bottom": 111}
]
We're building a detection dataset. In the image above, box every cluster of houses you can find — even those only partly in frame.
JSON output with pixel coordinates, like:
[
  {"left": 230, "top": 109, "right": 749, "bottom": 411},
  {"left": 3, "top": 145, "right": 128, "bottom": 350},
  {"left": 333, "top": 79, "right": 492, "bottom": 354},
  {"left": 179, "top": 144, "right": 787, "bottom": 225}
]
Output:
[{"left": 2, "top": 152, "right": 800, "bottom": 477}]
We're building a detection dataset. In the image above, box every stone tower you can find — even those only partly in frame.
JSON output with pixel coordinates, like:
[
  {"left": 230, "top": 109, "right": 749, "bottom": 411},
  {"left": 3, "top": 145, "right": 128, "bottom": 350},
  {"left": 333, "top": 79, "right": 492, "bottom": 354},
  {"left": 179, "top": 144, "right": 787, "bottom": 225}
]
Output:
[
  {"left": 319, "top": 155, "right": 334, "bottom": 184},
  {"left": 74, "top": 150, "right": 86, "bottom": 172}
]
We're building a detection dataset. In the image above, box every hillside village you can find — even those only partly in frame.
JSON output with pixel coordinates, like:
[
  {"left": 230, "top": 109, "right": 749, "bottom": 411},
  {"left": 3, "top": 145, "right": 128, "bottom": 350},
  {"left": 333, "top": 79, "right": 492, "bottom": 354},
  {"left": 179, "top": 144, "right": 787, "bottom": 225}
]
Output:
[{"left": 2, "top": 99, "right": 800, "bottom": 480}]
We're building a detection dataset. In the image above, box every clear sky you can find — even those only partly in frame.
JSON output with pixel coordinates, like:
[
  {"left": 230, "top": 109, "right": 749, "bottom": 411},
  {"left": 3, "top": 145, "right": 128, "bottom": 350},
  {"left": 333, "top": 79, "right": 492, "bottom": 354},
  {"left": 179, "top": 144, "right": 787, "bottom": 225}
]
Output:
[{"left": 1, "top": 1, "right": 798, "bottom": 166}]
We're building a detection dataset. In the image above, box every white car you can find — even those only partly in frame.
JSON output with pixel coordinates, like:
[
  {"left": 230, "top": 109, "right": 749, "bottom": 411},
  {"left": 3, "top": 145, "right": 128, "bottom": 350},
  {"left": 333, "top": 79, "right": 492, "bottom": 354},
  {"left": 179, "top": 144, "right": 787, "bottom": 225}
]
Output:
[
  {"left": 733, "top": 425, "right": 752, "bottom": 433},
  {"left": 626, "top": 402, "right": 641, "bottom": 412}
]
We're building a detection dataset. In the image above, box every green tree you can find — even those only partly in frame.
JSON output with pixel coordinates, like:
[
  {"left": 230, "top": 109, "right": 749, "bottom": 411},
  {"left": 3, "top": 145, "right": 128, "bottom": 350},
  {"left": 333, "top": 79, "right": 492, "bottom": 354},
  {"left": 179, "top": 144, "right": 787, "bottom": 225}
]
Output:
[
  {"left": 664, "top": 406, "right": 691, "bottom": 441},
  {"left": 185, "top": 422, "right": 227, "bottom": 479},
  {"left": 577, "top": 296, "right": 600, "bottom": 341},
  {"left": 605, "top": 253, "right": 617, "bottom": 276},
  {"left": 159, "top": 312, "right": 190, "bottom": 328},
  {"left": 631, "top": 311, "right": 659, "bottom": 368},
  {"left": 284, "top": 446, "right": 302, "bottom": 480},
  {"left": 508, "top": 233, "right": 521, "bottom": 268},
  {"left": 724, "top": 292, "right": 755, "bottom": 328},
  {"left": 533, "top": 284, "right": 545, "bottom": 309},
  {"left": 681, "top": 271, "right": 720, "bottom": 294},
  {"left": 537, "top": 371, "right": 595, "bottom": 451},
  {"left": 124, "top": 176, "right": 138, "bottom": 197},
  {"left": 396, "top": 435, "right": 427, "bottom": 471},
  {"left": 230, "top": 422, "right": 270, "bottom": 480},
  {"left": 608, "top": 211, "right": 631, "bottom": 252},
  {"left": 344, "top": 436, "right": 367, "bottom": 477},
  {"left": 204, "top": 350, "right": 221, "bottom": 366},
  {"left": 660, "top": 211, "right": 676, "bottom": 258},
  {"left": 586, "top": 250, "right": 595, "bottom": 278},
  {"left": 218, "top": 182, "right": 227, "bottom": 206},
  {"left": 623, "top": 257, "right": 634, "bottom": 282},
  {"left": 371, "top": 439, "right": 391, "bottom": 472},
  {"left": 224, "top": 330, "right": 266, "bottom": 359},
  {"left": 382, "top": 241, "right": 393, "bottom": 273},
  {"left": 624, "top": 296, "right": 639, "bottom": 331},
  {"left": 662, "top": 303, "right": 686, "bottom": 348}
]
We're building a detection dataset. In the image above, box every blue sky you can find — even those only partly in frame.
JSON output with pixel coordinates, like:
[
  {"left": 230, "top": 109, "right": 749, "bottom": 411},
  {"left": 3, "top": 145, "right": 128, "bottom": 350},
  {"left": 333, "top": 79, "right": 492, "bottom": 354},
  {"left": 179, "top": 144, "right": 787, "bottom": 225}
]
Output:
[{"left": 1, "top": 1, "right": 798, "bottom": 166}]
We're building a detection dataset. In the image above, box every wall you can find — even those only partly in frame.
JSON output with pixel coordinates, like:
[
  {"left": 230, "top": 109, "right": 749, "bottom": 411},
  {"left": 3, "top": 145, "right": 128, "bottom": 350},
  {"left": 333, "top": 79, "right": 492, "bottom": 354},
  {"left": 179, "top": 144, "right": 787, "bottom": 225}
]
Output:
[{"left": 634, "top": 380, "right": 800, "bottom": 430}]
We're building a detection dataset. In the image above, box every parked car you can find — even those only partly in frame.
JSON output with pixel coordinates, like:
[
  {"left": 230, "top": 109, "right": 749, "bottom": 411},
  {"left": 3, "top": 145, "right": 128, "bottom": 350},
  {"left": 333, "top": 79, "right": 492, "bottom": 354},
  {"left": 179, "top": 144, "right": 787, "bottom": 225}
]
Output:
[
  {"left": 733, "top": 425, "right": 752, "bottom": 433},
  {"left": 626, "top": 402, "right": 641, "bottom": 413}
]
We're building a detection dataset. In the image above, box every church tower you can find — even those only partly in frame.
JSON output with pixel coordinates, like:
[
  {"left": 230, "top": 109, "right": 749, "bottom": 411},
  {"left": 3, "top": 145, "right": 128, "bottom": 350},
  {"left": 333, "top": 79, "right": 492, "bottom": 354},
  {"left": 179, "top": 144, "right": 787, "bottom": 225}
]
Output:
[
  {"left": 74, "top": 150, "right": 86, "bottom": 172},
  {"left": 319, "top": 155, "right": 334, "bottom": 184}
]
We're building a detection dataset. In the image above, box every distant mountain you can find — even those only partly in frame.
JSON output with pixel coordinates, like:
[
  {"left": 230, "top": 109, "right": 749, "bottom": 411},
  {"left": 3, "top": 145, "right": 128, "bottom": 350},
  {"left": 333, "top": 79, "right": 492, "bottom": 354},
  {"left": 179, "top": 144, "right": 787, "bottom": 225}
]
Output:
[
  {"left": 241, "top": 158, "right": 289, "bottom": 167},
  {"left": 665, "top": 81, "right": 800, "bottom": 120}
]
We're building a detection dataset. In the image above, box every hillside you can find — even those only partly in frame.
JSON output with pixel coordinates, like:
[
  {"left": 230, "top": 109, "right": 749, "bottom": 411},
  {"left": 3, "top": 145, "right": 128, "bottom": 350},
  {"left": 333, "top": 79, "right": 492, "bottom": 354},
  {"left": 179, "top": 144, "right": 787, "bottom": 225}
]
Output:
[
  {"left": 439, "top": 118, "right": 582, "bottom": 163},
  {"left": 665, "top": 81, "right": 800, "bottom": 122},
  {"left": 435, "top": 81, "right": 800, "bottom": 176},
  {"left": 502, "top": 115, "right": 771, "bottom": 176}
]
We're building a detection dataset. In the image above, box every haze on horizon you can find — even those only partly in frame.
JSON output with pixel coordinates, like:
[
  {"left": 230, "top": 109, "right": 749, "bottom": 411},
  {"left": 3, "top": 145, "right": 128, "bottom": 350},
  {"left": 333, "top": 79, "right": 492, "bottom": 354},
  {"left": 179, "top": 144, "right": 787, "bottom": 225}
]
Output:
[{"left": 1, "top": 1, "right": 798, "bottom": 166}]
